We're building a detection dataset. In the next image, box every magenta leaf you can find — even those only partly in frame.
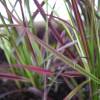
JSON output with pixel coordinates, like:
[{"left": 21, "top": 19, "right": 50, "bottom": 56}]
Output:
[{"left": 0, "top": 72, "right": 28, "bottom": 81}]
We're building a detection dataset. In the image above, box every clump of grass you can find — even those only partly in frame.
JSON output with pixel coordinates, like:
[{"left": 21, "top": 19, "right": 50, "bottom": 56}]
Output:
[{"left": 0, "top": 0, "right": 100, "bottom": 99}]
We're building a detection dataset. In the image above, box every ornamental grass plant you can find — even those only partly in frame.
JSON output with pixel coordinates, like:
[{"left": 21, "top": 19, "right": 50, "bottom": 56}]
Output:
[{"left": 0, "top": 0, "right": 100, "bottom": 100}]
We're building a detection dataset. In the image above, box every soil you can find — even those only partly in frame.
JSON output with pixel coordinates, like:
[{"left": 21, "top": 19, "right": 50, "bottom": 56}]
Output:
[
  {"left": 0, "top": 79, "right": 69, "bottom": 100},
  {"left": 0, "top": 78, "right": 71, "bottom": 100},
  {"left": 0, "top": 77, "right": 88, "bottom": 100},
  {"left": 0, "top": 80, "right": 41, "bottom": 100}
]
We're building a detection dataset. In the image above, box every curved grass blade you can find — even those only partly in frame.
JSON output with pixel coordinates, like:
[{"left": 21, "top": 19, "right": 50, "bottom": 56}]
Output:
[
  {"left": 0, "top": 72, "right": 29, "bottom": 82},
  {"left": 64, "top": 80, "right": 89, "bottom": 100}
]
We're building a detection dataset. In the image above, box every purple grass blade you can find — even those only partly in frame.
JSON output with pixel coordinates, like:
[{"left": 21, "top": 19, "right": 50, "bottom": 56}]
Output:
[
  {"left": 46, "top": 14, "right": 78, "bottom": 32},
  {"left": 0, "top": 64, "right": 54, "bottom": 76},
  {"left": 33, "top": 0, "right": 46, "bottom": 20},
  {"left": 61, "top": 71, "right": 81, "bottom": 77},
  {"left": 0, "top": 64, "right": 81, "bottom": 78},
  {"left": 26, "top": 65, "right": 54, "bottom": 76},
  {"left": 19, "top": 0, "right": 26, "bottom": 26},
  {"left": 0, "top": 72, "right": 29, "bottom": 82},
  {"left": 32, "top": 1, "right": 45, "bottom": 20}
]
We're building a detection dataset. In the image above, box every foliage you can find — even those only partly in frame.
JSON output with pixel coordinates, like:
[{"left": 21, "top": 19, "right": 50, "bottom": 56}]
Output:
[{"left": 0, "top": 0, "right": 100, "bottom": 99}]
